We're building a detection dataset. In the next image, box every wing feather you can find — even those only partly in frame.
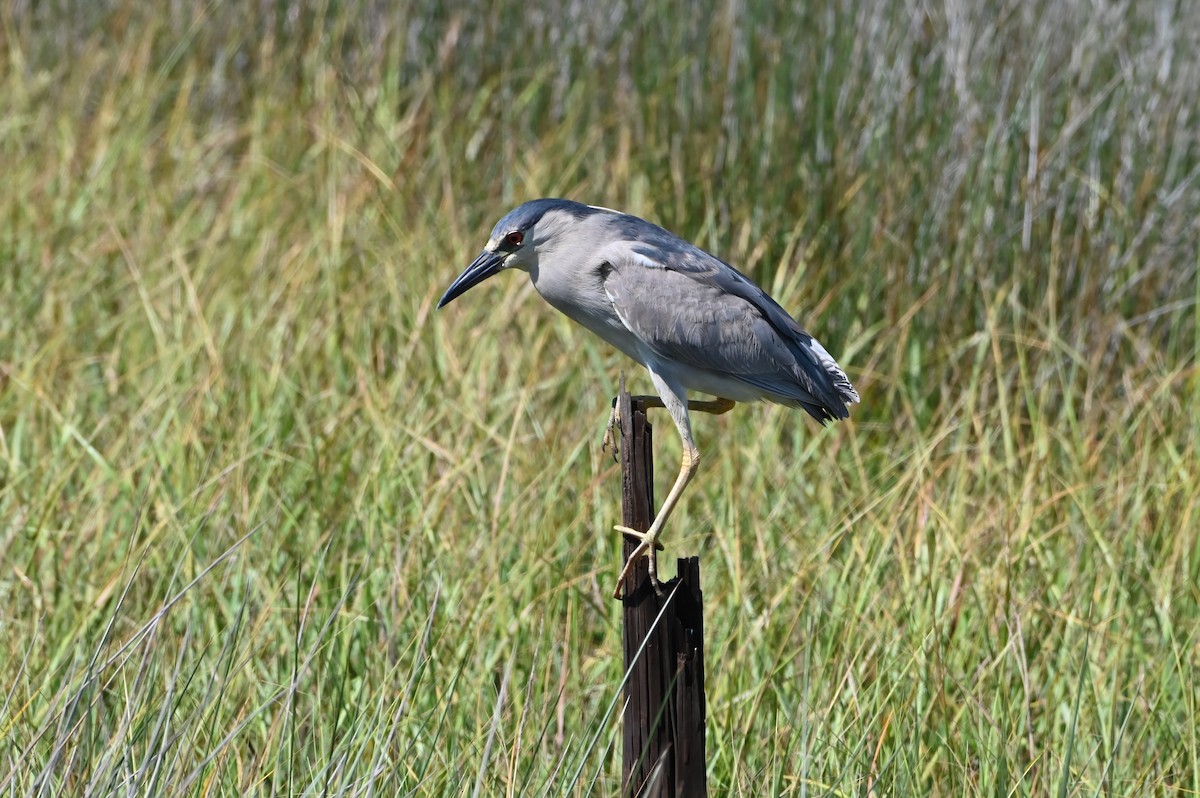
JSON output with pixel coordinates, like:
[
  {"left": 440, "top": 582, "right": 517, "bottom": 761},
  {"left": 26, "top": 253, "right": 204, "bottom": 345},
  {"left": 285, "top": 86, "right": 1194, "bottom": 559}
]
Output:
[{"left": 598, "top": 234, "right": 858, "bottom": 421}]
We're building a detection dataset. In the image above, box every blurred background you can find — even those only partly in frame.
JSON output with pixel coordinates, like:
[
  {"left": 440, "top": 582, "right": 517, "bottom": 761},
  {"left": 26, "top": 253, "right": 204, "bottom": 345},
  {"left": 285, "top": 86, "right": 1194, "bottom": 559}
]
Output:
[{"left": 2, "top": 0, "right": 1198, "bottom": 794}]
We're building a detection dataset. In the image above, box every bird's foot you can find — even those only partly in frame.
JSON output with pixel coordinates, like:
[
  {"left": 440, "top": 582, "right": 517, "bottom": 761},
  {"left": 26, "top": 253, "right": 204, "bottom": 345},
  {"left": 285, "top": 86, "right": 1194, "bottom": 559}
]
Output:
[
  {"left": 601, "top": 398, "right": 620, "bottom": 462},
  {"left": 612, "top": 525, "right": 665, "bottom": 599}
]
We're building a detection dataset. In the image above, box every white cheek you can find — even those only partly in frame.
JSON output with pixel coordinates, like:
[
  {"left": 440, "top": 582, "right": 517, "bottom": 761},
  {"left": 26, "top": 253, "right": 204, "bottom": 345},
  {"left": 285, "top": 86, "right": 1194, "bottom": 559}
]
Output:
[{"left": 509, "top": 249, "right": 535, "bottom": 272}]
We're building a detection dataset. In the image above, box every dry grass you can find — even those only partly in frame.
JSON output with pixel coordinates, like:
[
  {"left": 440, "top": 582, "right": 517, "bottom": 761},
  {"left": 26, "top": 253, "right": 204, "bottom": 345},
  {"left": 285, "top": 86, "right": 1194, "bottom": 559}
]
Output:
[{"left": 1, "top": 0, "right": 1198, "bottom": 794}]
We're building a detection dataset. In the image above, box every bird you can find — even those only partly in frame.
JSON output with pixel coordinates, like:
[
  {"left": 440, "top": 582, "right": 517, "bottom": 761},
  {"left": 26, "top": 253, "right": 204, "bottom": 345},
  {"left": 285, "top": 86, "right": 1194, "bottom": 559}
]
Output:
[{"left": 437, "top": 199, "right": 859, "bottom": 599}]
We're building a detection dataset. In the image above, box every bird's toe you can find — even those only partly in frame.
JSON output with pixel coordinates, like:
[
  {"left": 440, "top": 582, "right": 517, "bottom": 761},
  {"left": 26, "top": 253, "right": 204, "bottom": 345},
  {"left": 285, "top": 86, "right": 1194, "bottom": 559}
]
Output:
[{"left": 613, "top": 525, "right": 665, "bottom": 550}]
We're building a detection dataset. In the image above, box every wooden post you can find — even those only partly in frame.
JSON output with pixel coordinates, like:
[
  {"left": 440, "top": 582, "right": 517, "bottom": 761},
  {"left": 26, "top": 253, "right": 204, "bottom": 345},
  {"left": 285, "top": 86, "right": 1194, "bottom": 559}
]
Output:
[{"left": 618, "top": 382, "right": 707, "bottom": 798}]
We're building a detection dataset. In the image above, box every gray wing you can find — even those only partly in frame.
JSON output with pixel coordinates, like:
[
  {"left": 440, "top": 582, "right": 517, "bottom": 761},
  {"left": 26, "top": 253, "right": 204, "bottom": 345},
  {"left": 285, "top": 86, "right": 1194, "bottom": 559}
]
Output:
[{"left": 599, "top": 236, "right": 858, "bottom": 422}]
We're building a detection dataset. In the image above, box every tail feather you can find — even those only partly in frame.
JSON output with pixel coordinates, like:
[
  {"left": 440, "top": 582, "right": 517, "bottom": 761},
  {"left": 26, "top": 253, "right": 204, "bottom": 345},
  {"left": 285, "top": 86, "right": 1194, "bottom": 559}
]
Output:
[{"left": 795, "top": 335, "right": 859, "bottom": 422}]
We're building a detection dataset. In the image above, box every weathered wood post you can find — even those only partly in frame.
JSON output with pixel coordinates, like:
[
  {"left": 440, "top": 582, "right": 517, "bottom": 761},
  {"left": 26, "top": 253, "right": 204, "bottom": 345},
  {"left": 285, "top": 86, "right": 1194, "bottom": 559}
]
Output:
[{"left": 617, "top": 383, "right": 707, "bottom": 798}]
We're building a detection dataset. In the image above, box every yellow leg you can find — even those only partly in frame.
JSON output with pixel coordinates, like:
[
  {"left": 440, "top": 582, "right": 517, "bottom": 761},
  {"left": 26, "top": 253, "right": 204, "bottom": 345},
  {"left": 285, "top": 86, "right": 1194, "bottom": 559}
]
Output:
[
  {"left": 631, "top": 395, "right": 735, "bottom": 416},
  {"left": 613, "top": 445, "right": 700, "bottom": 598},
  {"left": 608, "top": 369, "right": 735, "bottom": 600},
  {"left": 603, "top": 396, "right": 734, "bottom": 460}
]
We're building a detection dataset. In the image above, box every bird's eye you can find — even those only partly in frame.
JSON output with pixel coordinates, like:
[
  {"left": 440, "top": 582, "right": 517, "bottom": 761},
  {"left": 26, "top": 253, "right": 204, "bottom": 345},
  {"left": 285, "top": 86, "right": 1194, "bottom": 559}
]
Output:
[{"left": 505, "top": 231, "right": 524, "bottom": 247}]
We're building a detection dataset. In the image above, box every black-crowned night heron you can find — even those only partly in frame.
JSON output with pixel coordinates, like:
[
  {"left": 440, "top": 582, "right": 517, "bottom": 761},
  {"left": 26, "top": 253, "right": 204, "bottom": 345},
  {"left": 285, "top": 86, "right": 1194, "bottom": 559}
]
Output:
[{"left": 438, "top": 199, "right": 859, "bottom": 598}]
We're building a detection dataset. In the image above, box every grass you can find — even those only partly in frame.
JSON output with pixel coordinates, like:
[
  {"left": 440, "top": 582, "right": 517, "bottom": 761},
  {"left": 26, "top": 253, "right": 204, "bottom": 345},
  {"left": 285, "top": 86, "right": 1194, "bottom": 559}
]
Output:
[{"left": 1, "top": 0, "right": 1198, "bottom": 794}]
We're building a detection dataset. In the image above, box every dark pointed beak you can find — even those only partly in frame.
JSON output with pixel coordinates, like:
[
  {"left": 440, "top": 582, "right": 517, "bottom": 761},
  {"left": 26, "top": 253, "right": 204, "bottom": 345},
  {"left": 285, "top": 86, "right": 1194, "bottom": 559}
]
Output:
[{"left": 437, "top": 250, "right": 506, "bottom": 308}]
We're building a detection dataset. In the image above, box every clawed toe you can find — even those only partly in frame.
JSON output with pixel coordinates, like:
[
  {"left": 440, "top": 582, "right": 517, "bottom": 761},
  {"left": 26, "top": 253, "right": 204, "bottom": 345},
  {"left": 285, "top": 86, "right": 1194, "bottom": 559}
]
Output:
[
  {"left": 612, "top": 526, "right": 665, "bottom": 599},
  {"left": 601, "top": 398, "right": 620, "bottom": 461},
  {"left": 614, "top": 525, "right": 664, "bottom": 550}
]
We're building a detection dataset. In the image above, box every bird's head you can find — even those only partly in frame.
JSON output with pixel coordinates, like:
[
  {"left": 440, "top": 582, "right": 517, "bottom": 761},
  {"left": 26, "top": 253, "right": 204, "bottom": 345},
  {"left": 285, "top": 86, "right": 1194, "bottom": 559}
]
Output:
[{"left": 436, "top": 199, "right": 603, "bottom": 308}]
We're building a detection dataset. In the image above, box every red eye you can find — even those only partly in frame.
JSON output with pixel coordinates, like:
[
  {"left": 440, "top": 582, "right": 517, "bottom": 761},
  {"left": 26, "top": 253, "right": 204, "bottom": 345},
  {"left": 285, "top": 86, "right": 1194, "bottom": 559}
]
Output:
[{"left": 505, "top": 231, "right": 524, "bottom": 247}]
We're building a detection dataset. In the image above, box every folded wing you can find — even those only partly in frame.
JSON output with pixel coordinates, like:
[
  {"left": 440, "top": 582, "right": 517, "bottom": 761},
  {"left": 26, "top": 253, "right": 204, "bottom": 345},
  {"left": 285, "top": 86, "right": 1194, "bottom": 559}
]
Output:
[{"left": 598, "top": 239, "right": 858, "bottom": 423}]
